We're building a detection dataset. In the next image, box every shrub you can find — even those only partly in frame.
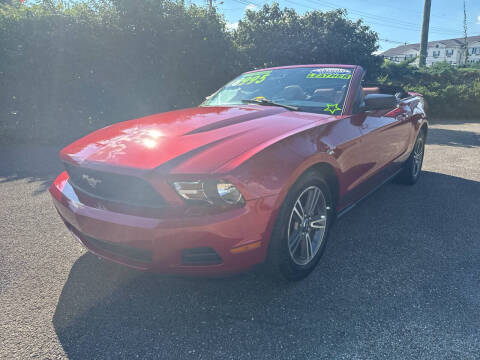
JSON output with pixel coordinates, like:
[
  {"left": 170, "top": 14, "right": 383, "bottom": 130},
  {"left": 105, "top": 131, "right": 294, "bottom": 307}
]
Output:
[{"left": 377, "top": 60, "right": 480, "bottom": 118}]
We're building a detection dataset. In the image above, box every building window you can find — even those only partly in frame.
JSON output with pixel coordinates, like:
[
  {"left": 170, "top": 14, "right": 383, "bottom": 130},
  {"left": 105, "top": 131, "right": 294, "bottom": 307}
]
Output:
[
  {"left": 468, "top": 48, "right": 480, "bottom": 55},
  {"left": 446, "top": 49, "right": 454, "bottom": 57},
  {"left": 432, "top": 50, "right": 440, "bottom": 58}
]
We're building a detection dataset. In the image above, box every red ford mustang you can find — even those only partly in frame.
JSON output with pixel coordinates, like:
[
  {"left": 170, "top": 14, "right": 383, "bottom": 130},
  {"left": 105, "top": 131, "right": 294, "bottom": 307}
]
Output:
[{"left": 50, "top": 64, "right": 427, "bottom": 280}]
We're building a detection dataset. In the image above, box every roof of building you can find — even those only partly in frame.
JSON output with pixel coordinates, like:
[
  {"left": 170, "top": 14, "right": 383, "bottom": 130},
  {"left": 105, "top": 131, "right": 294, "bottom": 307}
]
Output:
[{"left": 381, "top": 35, "right": 480, "bottom": 56}]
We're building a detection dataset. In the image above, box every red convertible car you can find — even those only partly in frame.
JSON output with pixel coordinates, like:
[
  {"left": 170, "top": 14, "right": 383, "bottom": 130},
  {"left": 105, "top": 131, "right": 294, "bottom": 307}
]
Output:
[{"left": 50, "top": 64, "right": 427, "bottom": 280}]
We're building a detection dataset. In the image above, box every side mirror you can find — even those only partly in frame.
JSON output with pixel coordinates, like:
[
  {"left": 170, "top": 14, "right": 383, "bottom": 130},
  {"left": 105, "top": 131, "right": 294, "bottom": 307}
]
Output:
[{"left": 360, "top": 94, "right": 398, "bottom": 111}]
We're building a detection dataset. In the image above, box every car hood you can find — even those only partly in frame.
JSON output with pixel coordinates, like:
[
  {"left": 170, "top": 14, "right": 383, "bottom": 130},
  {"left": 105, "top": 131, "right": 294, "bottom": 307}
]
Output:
[{"left": 60, "top": 106, "right": 334, "bottom": 174}]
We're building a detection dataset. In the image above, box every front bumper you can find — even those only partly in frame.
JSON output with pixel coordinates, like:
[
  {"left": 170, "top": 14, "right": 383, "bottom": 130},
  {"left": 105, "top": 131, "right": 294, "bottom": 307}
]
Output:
[{"left": 50, "top": 171, "right": 277, "bottom": 275}]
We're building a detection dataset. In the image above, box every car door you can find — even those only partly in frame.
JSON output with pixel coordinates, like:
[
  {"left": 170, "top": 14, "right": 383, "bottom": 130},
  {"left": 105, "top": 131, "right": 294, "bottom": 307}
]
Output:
[
  {"left": 337, "top": 88, "right": 414, "bottom": 207},
  {"left": 359, "top": 104, "right": 412, "bottom": 169}
]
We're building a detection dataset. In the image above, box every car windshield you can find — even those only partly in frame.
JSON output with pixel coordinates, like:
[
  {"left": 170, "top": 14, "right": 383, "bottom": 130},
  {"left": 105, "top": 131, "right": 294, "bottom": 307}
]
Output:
[{"left": 202, "top": 66, "right": 354, "bottom": 115}]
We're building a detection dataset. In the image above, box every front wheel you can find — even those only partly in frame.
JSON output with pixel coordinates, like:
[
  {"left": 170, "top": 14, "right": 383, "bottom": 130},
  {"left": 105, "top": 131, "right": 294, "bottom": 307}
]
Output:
[
  {"left": 397, "top": 130, "right": 426, "bottom": 185},
  {"left": 266, "top": 171, "right": 334, "bottom": 281}
]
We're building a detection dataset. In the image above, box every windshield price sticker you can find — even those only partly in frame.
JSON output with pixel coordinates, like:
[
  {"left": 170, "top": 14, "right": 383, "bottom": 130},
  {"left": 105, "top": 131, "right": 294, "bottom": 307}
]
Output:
[
  {"left": 311, "top": 68, "right": 352, "bottom": 74},
  {"left": 230, "top": 71, "right": 272, "bottom": 86},
  {"left": 306, "top": 68, "right": 352, "bottom": 79},
  {"left": 306, "top": 72, "right": 352, "bottom": 79}
]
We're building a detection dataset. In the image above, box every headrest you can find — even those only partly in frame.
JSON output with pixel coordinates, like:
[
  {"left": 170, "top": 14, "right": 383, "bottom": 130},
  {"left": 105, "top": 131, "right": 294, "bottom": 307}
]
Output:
[{"left": 363, "top": 87, "right": 381, "bottom": 95}]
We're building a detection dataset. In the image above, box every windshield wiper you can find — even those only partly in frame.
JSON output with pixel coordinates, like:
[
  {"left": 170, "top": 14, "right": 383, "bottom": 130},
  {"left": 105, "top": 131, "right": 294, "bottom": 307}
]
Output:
[{"left": 241, "top": 98, "right": 299, "bottom": 111}]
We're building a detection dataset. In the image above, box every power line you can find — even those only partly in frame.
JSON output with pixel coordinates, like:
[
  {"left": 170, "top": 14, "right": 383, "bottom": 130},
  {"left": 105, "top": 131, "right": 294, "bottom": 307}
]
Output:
[
  {"left": 281, "top": 0, "right": 462, "bottom": 45},
  {"left": 305, "top": 0, "right": 463, "bottom": 36},
  {"left": 354, "top": 0, "right": 453, "bottom": 22},
  {"left": 379, "top": 39, "right": 408, "bottom": 45},
  {"left": 357, "top": 19, "right": 460, "bottom": 37},
  {"left": 227, "top": 0, "right": 465, "bottom": 43},
  {"left": 229, "top": 0, "right": 463, "bottom": 37},
  {"left": 230, "top": 0, "right": 262, "bottom": 8}
]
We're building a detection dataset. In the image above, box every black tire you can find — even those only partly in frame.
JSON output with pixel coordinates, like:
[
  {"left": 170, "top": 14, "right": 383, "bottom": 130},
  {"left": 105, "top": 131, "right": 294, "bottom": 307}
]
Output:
[
  {"left": 265, "top": 170, "right": 334, "bottom": 281},
  {"left": 397, "top": 130, "right": 426, "bottom": 185}
]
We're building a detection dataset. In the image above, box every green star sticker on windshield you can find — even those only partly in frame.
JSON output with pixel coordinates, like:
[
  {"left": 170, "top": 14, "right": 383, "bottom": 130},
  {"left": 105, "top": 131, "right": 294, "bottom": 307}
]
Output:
[{"left": 324, "top": 103, "right": 342, "bottom": 114}]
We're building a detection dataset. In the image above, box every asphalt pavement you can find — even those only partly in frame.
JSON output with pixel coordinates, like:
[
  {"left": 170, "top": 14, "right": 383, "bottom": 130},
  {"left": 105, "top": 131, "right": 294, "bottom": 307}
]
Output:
[{"left": 1, "top": 120, "right": 479, "bottom": 359}]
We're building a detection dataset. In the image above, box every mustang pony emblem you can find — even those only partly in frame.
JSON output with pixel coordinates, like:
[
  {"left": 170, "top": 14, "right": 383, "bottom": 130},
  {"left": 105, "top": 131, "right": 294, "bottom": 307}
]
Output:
[{"left": 82, "top": 174, "right": 102, "bottom": 188}]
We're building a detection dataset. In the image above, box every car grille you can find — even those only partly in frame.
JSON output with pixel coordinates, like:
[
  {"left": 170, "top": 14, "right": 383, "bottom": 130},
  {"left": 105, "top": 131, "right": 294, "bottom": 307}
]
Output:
[{"left": 64, "top": 162, "right": 165, "bottom": 208}]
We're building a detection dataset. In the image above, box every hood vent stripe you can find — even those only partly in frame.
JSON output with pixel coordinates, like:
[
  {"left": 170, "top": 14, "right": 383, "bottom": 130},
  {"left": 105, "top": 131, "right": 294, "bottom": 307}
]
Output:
[{"left": 184, "top": 107, "right": 284, "bottom": 135}]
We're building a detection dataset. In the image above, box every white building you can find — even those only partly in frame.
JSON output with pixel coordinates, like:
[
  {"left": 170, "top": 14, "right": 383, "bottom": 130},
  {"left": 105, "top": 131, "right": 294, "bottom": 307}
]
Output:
[{"left": 381, "top": 35, "right": 480, "bottom": 67}]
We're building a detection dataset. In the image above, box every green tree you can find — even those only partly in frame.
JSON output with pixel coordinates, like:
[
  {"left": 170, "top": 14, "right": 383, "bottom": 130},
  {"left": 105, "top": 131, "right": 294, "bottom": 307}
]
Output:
[
  {"left": 0, "top": 0, "right": 239, "bottom": 143},
  {"left": 234, "top": 3, "right": 381, "bottom": 77}
]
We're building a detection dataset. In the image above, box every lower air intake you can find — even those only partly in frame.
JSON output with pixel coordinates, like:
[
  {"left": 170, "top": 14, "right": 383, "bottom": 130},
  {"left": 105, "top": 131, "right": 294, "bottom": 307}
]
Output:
[
  {"left": 85, "top": 236, "right": 153, "bottom": 264},
  {"left": 182, "top": 247, "right": 222, "bottom": 266},
  {"left": 66, "top": 223, "right": 153, "bottom": 264}
]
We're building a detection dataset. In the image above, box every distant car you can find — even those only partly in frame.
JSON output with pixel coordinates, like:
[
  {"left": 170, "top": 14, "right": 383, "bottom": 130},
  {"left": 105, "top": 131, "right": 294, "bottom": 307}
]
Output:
[{"left": 50, "top": 64, "right": 428, "bottom": 280}]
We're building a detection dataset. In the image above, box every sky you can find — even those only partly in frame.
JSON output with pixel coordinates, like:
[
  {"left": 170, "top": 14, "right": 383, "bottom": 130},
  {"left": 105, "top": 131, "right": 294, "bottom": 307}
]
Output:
[{"left": 192, "top": 0, "right": 480, "bottom": 52}]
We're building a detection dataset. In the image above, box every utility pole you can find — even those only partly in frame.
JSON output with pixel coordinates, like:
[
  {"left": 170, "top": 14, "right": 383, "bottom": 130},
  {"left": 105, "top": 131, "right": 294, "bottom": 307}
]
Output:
[
  {"left": 419, "top": 0, "right": 432, "bottom": 67},
  {"left": 207, "top": 0, "right": 223, "bottom": 14},
  {"left": 464, "top": 0, "right": 469, "bottom": 64}
]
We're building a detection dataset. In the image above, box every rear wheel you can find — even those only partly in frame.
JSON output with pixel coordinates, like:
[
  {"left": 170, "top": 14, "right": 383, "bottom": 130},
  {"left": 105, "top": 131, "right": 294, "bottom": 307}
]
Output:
[
  {"left": 266, "top": 171, "right": 334, "bottom": 281},
  {"left": 397, "top": 130, "right": 425, "bottom": 185}
]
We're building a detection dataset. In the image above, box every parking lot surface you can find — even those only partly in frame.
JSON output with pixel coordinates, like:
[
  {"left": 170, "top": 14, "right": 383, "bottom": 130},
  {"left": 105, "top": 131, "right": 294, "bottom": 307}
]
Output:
[{"left": 1, "top": 120, "right": 479, "bottom": 359}]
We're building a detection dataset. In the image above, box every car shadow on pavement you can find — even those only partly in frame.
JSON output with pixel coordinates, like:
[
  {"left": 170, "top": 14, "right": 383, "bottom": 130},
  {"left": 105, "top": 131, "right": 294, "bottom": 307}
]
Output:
[
  {"left": 427, "top": 127, "right": 480, "bottom": 148},
  {"left": 53, "top": 171, "right": 480, "bottom": 359}
]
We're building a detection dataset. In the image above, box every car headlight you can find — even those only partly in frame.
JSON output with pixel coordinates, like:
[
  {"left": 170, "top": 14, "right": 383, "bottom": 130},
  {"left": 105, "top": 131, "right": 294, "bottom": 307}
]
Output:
[
  {"left": 172, "top": 180, "right": 245, "bottom": 206},
  {"left": 172, "top": 181, "right": 209, "bottom": 202},
  {"left": 216, "top": 182, "right": 243, "bottom": 204}
]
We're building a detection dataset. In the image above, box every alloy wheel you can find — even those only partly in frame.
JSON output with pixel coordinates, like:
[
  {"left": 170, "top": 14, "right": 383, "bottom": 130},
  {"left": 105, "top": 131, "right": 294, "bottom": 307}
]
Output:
[
  {"left": 412, "top": 136, "right": 424, "bottom": 177},
  {"left": 287, "top": 185, "right": 328, "bottom": 266}
]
